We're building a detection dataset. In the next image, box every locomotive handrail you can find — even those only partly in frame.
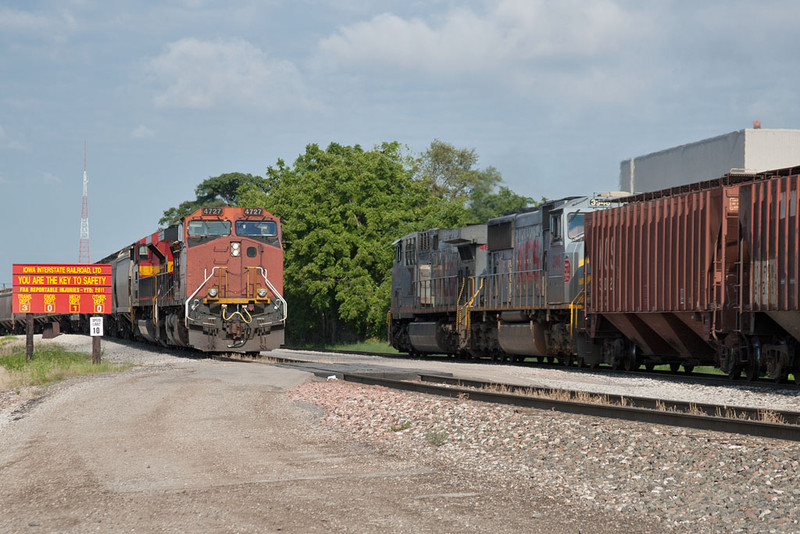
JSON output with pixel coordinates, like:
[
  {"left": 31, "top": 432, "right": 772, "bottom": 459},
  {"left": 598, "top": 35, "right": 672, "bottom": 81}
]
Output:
[
  {"left": 185, "top": 266, "right": 222, "bottom": 328},
  {"left": 256, "top": 267, "right": 287, "bottom": 323},
  {"left": 569, "top": 287, "right": 585, "bottom": 337}
]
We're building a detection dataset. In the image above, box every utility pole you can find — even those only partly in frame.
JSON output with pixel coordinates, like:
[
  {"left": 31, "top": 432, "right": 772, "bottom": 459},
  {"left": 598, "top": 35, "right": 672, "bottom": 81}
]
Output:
[{"left": 79, "top": 141, "right": 90, "bottom": 264}]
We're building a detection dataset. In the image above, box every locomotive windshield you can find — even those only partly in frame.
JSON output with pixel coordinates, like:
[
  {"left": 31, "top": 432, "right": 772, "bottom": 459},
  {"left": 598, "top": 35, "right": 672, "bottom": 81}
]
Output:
[
  {"left": 567, "top": 213, "right": 585, "bottom": 239},
  {"left": 187, "top": 220, "right": 231, "bottom": 237},
  {"left": 235, "top": 220, "right": 278, "bottom": 237}
]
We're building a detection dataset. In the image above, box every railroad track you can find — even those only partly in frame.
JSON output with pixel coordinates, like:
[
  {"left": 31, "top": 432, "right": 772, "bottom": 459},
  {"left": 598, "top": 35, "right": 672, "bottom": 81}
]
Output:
[
  {"left": 266, "top": 355, "right": 800, "bottom": 442},
  {"left": 286, "top": 346, "right": 800, "bottom": 390}
]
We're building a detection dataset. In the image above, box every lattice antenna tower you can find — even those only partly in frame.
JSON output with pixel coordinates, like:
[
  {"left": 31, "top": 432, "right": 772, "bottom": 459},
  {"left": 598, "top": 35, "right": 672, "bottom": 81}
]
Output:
[{"left": 78, "top": 141, "right": 91, "bottom": 263}]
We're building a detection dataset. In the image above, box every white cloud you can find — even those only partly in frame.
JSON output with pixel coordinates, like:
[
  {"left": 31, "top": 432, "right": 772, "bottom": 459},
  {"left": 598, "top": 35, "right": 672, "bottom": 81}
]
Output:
[
  {"left": 146, "top": 38, "right": 307, "bottom": 110},
  {"left": 131, "top": 124, "right": 154, "bottom": 139},
  {"left": 318, "top": 0, "right": 648, "bottom": 77},
  {"left": 0, "top": 7, "right": 77, "bottom": 41}
]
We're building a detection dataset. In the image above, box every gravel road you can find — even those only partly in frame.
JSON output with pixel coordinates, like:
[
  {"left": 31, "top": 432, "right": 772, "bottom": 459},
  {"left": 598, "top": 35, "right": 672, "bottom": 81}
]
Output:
[{"left": 0, "top": 335, "right": 667, "bottom": 533}]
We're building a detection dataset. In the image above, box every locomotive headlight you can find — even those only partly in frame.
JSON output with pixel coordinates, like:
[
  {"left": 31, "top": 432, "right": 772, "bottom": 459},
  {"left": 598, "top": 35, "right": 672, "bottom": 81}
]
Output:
[
  {"left": 208, "top": 287, "right": 218, "bottom": 298},
  {"left": 257, "top": 288, "right": 267, "bottom": 298},
  {"left": 231, "top": 242, "right": 241, "bottom": 257}
]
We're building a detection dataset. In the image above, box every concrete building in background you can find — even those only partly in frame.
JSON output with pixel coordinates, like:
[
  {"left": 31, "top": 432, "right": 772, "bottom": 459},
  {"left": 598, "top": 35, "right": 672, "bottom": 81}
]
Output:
[{"left": 619, "top": 127, "right": 800, "bottom": 193}]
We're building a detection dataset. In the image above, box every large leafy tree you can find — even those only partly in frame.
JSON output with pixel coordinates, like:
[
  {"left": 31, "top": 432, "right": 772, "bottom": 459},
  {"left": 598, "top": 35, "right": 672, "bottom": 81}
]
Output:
[
  {"left": 240, "top": 142, "right": 459, "bottom": 342},
  {"left": 415, "top": 139, "right": 534, "bottom": 221},
  {"left": 415, "top": 139, "right": 494, "bottom": 202},
  {"left": 159, "top": 172, "right": 264, "bottom": 226}
]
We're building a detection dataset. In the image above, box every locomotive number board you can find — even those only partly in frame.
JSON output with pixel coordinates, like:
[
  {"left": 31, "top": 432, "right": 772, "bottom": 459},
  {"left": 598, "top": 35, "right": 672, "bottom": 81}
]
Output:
[{"left": 12, "top": 263, "right": 113, "bottom": 315}]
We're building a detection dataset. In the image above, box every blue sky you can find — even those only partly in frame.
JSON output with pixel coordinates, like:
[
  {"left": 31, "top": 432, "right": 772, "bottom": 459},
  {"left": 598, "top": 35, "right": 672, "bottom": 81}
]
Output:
[{"left": 2, "top": 0, "right": 800, "bottom": 285}]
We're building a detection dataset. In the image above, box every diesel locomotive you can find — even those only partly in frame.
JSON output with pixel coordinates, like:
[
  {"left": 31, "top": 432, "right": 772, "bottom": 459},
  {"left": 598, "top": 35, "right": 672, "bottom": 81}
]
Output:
[
  {"left": 390, "top": 166, "right": 800, "bottom": 382},
  {"left": 1, "top": 206, "right": 286, "bottom": 353}
]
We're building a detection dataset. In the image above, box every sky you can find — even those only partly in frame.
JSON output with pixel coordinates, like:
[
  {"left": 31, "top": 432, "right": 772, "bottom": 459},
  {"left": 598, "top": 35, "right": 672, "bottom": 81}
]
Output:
[{"left": 2, "top": 0, "right": 800, "bottom": 286}]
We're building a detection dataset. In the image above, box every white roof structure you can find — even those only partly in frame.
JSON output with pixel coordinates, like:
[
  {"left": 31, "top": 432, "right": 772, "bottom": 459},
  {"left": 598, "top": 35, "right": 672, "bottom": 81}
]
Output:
[{"left": 619, "top": 128, "right": 800, "bottom": 193}]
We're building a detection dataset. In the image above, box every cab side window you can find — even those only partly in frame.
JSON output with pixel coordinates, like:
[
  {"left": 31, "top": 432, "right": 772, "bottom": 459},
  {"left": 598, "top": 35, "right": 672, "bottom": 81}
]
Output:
[{"left": 550, "top": 213, "right": 562, "bottom": 242}]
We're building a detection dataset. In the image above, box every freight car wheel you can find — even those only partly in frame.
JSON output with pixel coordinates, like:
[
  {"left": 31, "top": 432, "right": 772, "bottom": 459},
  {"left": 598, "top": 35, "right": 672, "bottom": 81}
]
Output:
[
  {"left": 683, "top": 365, "right": 694, "bottom": 374},
  {"left": 745, "top": 360, "right": 760, "bottom": 382},
  {"left": 669, "top": 363, "right": 680, "bottom": 373},
  {"left": 721, "top": 334, "right": 749, "bottom": 380},
  {"left": 622, "top": 347, "right": 638, "bottom": 372}
]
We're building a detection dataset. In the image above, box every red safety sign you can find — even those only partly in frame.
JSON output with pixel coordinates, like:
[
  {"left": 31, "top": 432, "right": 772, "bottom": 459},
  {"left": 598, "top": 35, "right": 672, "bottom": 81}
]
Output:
[{"left": 12, "top": 264, "right": 113, "bottom": 314}]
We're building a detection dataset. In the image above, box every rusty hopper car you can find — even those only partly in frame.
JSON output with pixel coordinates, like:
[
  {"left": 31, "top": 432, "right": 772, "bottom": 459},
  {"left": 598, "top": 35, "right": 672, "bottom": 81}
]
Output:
[
  {"left": 737, "top": 168, "right": 800, "bottom": 381},
  {"left": 586, "top": 167, "right": 800, "bottom": 381},
  {"left": 584, "top": 179, "right": 740, "bottom": 372}
]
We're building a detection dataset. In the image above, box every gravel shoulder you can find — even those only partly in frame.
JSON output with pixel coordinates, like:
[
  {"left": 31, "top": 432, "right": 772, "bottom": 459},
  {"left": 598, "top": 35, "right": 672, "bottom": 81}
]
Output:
[{"left": 0, "top": 335, "right": 668, "bottom": 533}]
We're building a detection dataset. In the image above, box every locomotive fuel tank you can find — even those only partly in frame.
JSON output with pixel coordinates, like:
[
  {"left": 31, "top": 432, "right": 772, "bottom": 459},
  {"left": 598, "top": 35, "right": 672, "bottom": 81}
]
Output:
[
  {"left": 408, "top": 322, "right": 447, "bottom": 353},
  {"left": 496, "top": 321, "right": 547, "bottom": 356}
]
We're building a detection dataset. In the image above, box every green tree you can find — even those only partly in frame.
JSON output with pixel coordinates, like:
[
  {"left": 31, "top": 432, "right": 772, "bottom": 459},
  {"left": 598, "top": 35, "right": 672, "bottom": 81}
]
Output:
[
  {"left": 415, "top": 139, "right": 533, "bottom": 222},
  {"left": 467, "top": 183, "right": 535, "bottom": 223},
  {"left": 239, "top": 142, "right": 454, "bottom": 342},
  {"left": 415, "top": 139, "right": 499, "bottom": 203},
  {"left": 159, "top": 172, "right": 264, "bottom": 226}
]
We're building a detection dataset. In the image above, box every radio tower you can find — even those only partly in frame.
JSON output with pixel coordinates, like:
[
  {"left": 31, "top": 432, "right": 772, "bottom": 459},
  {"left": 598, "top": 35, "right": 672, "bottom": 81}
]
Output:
[{"left": 78, "top": 141, "right": 91, "bottom": 263}]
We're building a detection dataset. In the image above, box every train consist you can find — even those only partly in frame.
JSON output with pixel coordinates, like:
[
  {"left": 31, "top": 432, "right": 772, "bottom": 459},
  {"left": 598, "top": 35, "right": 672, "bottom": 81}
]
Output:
[
  {"left": 389, "top": 166, "right": 800, "bottom": 382},
  {"left": 0, "top": 206, "right": 286, "bottom": 353}
]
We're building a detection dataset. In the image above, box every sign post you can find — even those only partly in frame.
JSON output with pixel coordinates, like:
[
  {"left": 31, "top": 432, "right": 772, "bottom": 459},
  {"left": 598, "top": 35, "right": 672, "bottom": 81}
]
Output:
[
  {"left": 25, "top": 314, "right": 34, "bottom": 362},
  {"left": 12, "top": 263, "right": 112, "bottom": 362},
  {"left": 90, "top": 316, "right": 103, "bottom": 364}
]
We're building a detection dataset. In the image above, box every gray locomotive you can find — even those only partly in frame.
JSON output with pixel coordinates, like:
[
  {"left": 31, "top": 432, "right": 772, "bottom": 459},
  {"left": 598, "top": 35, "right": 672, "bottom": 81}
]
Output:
[{"left": 390, "top": 195, "right": 621, "bottom": 367}]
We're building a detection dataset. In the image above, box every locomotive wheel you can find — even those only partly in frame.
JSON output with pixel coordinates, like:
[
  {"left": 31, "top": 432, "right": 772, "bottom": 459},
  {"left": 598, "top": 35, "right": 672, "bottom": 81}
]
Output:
[{"left": 561, "top": 355, "right": 573, "bottom": 367}]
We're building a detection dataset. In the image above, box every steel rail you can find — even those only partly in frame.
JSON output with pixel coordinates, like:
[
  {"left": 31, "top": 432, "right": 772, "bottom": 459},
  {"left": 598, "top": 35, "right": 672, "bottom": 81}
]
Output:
[
  {"left": 416, "top": 374, "right": 800, "bottom": 426},
  {"left": 336, "top": 372, "right": 800, "bottom": 442},
  {"left": 282, "top": 347, "right": 799, "bottom": 390}
]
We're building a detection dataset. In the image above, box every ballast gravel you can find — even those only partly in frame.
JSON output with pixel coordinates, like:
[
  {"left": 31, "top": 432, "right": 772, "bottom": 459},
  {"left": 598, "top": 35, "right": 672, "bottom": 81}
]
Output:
[{"left": 288, "top": 379, "right": 800, "bottom": 533}]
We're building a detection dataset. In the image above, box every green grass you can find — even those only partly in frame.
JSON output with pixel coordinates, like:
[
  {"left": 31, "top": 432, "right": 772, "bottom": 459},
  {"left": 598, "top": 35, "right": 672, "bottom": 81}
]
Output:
[
  {"left": 0, "top": 343, "right": 133, "bottom": 389},
  {"left": 650, "top": 364, "right": 724, "bottom": 375},
  {"left": 425, "top": 429, "right": 448, "bottom": 446},
  {"left": 321, "top": 339, "right": 400, "bottom": 354},
  {"left": 390, "top": 421, "right": 413, "bottom": 432}
]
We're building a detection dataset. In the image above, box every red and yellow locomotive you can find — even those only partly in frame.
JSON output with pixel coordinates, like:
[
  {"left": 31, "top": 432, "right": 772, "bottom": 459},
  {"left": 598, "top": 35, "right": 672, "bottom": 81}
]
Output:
[{"left": 100, "top": 206, "right": 286, "bottom": 353}]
